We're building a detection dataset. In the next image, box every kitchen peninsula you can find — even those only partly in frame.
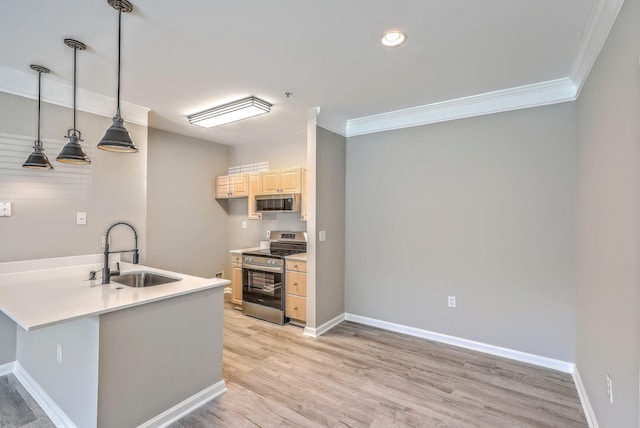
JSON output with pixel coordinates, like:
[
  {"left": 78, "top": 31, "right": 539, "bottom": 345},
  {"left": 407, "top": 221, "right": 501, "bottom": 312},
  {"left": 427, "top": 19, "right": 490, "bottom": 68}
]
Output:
[{"left": 0, "top": 254, "right": 229, "bottom": 428}]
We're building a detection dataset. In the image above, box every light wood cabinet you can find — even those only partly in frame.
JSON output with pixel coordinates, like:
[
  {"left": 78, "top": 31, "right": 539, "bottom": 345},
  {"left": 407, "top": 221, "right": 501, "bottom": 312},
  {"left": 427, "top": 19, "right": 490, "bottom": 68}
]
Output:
[
  {"left": 286, "top": 295, "right": 306, "bottom": 322},
  {"left": 231, "top": 253, "right": 243, "bottom": 306},
  {"left": 215, "top": 174, "right": 248, "bottom": 199},
  {"left": 301, "top": 167, "right": 308, "bottom": 221},
  {"left": 247, "top": 172, "right": 262, "bottom": 220},
  {"left": 285, "top": 258, "right": 307, "bottom": 324},
  {"left": 260, "top": 167, "right": 301, "bottom": 195}
]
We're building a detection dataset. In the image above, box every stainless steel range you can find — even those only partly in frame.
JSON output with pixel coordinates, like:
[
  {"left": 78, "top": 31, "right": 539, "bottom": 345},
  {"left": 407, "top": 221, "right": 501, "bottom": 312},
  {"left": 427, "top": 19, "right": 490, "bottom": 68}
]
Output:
[{"left": 242, "top": 231, "right": 306, "bottom": 324}]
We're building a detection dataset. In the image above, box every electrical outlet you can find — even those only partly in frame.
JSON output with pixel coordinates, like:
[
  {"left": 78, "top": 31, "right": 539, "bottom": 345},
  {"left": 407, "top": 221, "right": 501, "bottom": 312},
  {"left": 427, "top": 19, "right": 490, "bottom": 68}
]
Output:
[
  {"left": 242, "top": 221, "right": 247, "bottom": 230},
  {"left": 56, "top": 344, "right": 63, "bottom": 365},
  {"left": 606, "top": 374, "right": 613, "bottom": 403},
  {"left": 0, "top": 202, "right": 11, "bottom": 217},
  {"left": 76, "top": 212, "right": 87, "bottom": 225},
  {"left": 448, "top": 296, "right": 457, "bottom": 308}
]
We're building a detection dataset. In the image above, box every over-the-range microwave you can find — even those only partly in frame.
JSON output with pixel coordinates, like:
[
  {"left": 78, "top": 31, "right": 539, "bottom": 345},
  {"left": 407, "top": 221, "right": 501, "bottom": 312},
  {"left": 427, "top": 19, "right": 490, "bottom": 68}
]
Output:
[{"left": 254, "top": 194, "right": 301, "bottom": 213}]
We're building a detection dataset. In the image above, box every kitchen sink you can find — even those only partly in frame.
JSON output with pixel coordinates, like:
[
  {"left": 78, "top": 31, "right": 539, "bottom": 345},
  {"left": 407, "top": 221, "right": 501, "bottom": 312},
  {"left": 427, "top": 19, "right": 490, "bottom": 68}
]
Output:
[{"left": 111, "top": 271, "right": 182, "bottom": 288}]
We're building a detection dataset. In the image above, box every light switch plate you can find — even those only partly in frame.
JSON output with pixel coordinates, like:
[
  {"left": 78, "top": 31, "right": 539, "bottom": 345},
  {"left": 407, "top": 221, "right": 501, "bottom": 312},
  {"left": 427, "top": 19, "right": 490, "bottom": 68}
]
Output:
[
  {"left": 0, "top": 202, "right": 11, "bottom": 217},
  {"left": 319, "top": 230, "right": 326, "bottom": 241}
]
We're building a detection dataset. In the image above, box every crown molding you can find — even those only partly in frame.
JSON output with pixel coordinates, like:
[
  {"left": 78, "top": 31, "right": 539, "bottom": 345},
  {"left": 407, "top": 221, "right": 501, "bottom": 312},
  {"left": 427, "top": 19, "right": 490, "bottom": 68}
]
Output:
[
  {"left": 346, "top": 78, "right": 577, "bottom": 137},
  {"left": 0, "top": 65, "right": 149, "bottom": 126},
  {"left": 569, "top": 0, "right": 625, "bottom": 97}
]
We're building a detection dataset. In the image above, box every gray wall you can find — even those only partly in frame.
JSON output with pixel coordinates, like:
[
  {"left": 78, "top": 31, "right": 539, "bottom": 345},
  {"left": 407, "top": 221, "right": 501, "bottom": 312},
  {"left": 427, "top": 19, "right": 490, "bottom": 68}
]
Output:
[
  {"left": 346, "top": 103, "right": 577, "bottom": 362},
  {"left": 146, "top": 128, "right": 229, "bottom": 278},
  {"left": 0, "top": 92, "right": 148, "bottom": 263},
  {"left": 575, "top": 0, "right": 640, "bottom": 425},
  {"left": 0, "top": 312, "right": 16, "bottom": 365},
  {"left": 16, "top": 316, "right": 100, "bottom": 428},
  {"left": 315, "top": 127, "right": 346, "bottom": 326},
  {"left": 98, "top": 287, "right": 223, "bottom": 428}
]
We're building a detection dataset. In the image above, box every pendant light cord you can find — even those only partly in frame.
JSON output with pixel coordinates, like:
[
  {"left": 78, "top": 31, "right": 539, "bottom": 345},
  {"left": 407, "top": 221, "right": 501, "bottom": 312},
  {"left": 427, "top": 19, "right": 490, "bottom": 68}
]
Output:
[
  {"left": 117, "top": 8, "right": 122, "bottom": 115},
  {"left": 73, "top": 46, "right": 77, "bottom": 133},
  {"left": 37, "top": 71, "right": 42, "bottom": 143}
]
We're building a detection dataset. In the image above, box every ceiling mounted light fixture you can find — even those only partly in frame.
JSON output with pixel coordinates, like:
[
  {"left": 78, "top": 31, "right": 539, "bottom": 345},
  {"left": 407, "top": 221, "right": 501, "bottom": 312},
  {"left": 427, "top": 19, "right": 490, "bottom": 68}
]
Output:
[
  {"left": 381, "top": 30, "right": 407, "bottom": 47},
  {"left": 187, "top": 96, "right": 273, "bottom": 128},
  {"left": 57, "top": 38, "right": 91, "bottom": 164},
  {"left": 23, "top": 64, "right": 54, "bottom": 170},
  {"left": 98, "top": 0, "right": 137, "bottom": 153}
]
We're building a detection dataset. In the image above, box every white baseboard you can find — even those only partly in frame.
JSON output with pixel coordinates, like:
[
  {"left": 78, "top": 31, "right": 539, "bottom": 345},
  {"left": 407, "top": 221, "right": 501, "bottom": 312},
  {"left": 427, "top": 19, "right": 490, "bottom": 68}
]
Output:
[
  {"left": 137, "top": 380, "right": 227, "bottom": 428},
  {"left": 0, "top": 360, "right": 15, "bottom": 376},
  {"left": 573, "top": 367, "right": 599, "bottom": 428},
  {"left": 344, "top": 313, "right": 575, "bottom": 373},
  {"left": 13, "top": 362, "right": 77, "bottom": 428},
  {"left": 304, "top": 313, "right": 345, "bottom": 338}
]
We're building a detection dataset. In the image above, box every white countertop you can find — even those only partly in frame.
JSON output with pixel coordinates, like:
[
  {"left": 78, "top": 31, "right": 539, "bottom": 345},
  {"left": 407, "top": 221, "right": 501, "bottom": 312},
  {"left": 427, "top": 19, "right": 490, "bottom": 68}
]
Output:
[
  {"left": 229, "top": 247, "right": 260, "bottom": 254},
  {"left": 285, "top": 253, "right": 307, "bottom": 261},
  {"left": 0, "top": 256, "right": 229, "bottom": 331}
]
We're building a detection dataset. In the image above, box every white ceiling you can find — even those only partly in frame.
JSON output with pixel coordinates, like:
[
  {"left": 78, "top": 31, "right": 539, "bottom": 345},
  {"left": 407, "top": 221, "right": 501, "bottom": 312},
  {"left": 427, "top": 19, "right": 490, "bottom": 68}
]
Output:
[{"left": 1, "top": 0, "right": 602, "bottom": 145}]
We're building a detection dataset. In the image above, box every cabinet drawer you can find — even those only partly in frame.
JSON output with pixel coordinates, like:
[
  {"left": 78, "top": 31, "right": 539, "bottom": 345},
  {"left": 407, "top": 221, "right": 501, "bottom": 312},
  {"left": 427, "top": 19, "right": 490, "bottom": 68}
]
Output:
[
  {"left": 286, "top": 295, "right": 306, "bottom": 321},
  {"left": 286, "top": 271, "right": 306, "bottom": 296},
  {"left": 231, "top": 254, "right": 242, "bottom": 265},
  {"left": 286, "top": 259, "right": 306, "bottom": 273}
]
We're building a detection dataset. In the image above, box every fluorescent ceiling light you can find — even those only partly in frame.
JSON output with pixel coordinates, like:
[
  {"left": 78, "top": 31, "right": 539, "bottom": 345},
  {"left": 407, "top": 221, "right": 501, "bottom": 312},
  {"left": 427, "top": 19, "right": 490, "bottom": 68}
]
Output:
[
  {"left": 188, "top": 96, "right": 272, "bottom": 128},
  {"left": 381, "top": 30, "right": 407, "bottom": 47}
]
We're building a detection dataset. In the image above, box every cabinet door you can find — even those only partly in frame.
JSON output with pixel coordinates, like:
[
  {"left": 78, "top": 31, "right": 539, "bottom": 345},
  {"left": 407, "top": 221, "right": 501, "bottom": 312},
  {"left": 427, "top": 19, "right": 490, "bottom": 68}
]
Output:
[
  {"left": 281, "top": 167, "right": 301, "bottom": 193},
  {"left": 215, "top": 175, "right": 230, "bottom": 199},
  {"left": 248, "top": 173, "right": 262, "bottom": 220},
  {"left": 286, "top": 295, "right": 306, "bottom": 322},
  {"left": 301, "top": 167, "right": 308, "bottom": 221},
  {"left": 231, "top": 264, "right": 243, "bottom": 305},
  {"left": 287, "top": 259, "right": 307, "bottom": 273},
  {"left": 286, "top": 271, "right": 307, "bottom": 296},
  {"left": 229, "top": 174, "right": 248, "bottom": 198},
  {"left": 260, "top": 170, "right": 281, "bottom": 195}
]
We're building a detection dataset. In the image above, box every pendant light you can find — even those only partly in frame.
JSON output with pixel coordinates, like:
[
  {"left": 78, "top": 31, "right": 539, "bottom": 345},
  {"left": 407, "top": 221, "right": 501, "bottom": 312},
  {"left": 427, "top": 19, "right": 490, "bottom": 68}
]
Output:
[
  {"left": 98, "top": 0, "right": 137, "bottom": 153},
  {"left": 22, "top": 65, "right": 53, "bottom": 170},
  {"left": 57, "top": 38, "right": 91, "bottom": 164}
]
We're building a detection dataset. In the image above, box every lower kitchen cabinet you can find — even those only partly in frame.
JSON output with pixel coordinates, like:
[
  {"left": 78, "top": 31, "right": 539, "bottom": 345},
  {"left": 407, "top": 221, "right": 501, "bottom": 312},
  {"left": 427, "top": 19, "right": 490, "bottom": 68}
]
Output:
[
  {"left": 285, "top": 258, "right": 307, "bottom": 324},
  {"left": 231, "top": 253, "right": 243, "bottom": 306}
]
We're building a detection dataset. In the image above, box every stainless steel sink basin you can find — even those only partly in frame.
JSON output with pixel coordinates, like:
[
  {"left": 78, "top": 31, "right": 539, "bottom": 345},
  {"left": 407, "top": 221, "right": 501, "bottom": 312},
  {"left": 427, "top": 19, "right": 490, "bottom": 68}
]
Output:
[{"left": 111, "top": 271, "right": 182, "bottom": 288}]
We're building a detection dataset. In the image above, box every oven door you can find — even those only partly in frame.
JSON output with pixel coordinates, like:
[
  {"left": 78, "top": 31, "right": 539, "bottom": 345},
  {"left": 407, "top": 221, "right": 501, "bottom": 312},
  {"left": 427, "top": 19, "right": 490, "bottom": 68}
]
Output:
[{"left": 242, "top": 264, "right": 283, "bottom": 310}]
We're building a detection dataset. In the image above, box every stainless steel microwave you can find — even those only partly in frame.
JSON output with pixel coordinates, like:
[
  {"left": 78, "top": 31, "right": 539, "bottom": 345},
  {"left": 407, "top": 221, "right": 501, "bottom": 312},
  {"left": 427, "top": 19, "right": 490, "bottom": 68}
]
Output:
[{"left": 255, "top": 194, "right": 301, "bottom": 213}]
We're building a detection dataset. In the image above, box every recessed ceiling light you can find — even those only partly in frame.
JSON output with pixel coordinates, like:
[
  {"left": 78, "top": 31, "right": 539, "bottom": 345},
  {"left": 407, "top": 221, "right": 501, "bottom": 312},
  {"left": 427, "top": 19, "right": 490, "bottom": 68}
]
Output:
[{"left": 381, "top": 30, "right": 407, "bottom": 47}]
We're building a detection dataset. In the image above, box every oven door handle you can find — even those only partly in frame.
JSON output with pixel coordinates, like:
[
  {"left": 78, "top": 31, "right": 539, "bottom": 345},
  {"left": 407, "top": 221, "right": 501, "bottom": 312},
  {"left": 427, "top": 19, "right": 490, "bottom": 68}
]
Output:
[{"left": 242, "top": 264, "right": 283, "bottom": 273}]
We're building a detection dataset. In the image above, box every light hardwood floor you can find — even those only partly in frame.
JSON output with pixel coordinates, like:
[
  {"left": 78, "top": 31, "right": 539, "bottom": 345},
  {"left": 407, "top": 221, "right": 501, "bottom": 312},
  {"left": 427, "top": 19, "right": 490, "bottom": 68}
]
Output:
[{"left": 172, "top": 304, "right": 587, "bottom": 427}]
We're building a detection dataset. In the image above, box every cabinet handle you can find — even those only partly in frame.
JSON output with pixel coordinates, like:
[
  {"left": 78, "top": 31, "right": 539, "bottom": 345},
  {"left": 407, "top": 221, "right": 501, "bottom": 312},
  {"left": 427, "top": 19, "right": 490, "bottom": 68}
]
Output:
[
  {"left": 294, "top": 282, "right": 298, "bottom": 286},
  {"left": 294, "top": 306, "right": 298, "bottom": 310}
]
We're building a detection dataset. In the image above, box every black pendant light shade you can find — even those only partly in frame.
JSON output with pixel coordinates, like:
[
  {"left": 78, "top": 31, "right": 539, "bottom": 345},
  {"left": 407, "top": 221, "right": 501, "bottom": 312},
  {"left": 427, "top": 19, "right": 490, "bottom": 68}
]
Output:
[
  {"left": 57, "top": 38, "right": 91, "bottom": 165},
  {"left": 23, "top": 65, "right": 53, "bottom": 170},
  {"left": 98, "top": 0, "right": 137, "bottom": 153},
  {"left": 98, "top": 112, "right": 136, "bottom": 152},
  {"left": 58, "top": 129, "right": 90, "bottom": 164}
]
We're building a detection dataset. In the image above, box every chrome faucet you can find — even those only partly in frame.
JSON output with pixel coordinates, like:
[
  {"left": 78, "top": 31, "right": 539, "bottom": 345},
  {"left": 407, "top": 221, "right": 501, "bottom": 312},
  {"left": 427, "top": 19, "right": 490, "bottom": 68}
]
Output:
[{"left": 102, "top": 221, "right": 139, "bottom": 284}]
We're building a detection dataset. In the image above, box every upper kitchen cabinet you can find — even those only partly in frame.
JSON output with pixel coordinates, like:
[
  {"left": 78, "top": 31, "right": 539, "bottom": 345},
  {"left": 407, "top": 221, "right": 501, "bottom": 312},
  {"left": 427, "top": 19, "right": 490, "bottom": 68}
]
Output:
[
  {"left": 248, "top": 172, "right": 262, "bottom": 220},
  {"left": 261, "top": 167, "right": 301, "bottom": 195},
  {"left": 301, "top": 167, "right": 308, "bottom": 221},
  {"left": 215, "top": 174, "right": 249, "bottom": 199}
]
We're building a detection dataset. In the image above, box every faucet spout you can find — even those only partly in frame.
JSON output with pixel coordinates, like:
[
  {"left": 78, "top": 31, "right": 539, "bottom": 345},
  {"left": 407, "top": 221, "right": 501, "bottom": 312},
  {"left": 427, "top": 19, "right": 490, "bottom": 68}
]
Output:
[{"left": 102, "top": 221, "right": 140, "bottom": 285}]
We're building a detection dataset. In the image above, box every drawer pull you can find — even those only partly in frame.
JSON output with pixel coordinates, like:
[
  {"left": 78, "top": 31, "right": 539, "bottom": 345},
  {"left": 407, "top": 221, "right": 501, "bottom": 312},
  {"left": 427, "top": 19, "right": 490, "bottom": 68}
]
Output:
[
  {"left": 294, "top": 282, "right": 298, "bottom": 286},
  {"left": 294, "top": 307, "right": 298, "bottom": 310}
]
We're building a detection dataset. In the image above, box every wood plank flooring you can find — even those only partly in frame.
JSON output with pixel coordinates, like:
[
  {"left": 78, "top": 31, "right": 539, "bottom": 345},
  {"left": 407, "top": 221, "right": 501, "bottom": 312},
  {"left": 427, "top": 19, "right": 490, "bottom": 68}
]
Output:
[{"left": 171, "top": 304, "right": 587, "bottom": 427}]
